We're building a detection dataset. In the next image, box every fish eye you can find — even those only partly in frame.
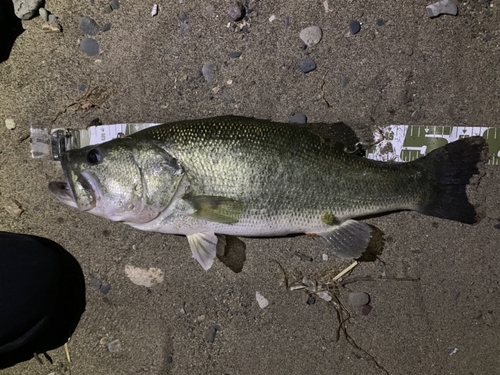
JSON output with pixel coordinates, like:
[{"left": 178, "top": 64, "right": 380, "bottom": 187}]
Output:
[{"left": 86, "top": 148, "right": 101, "bottom": 165}]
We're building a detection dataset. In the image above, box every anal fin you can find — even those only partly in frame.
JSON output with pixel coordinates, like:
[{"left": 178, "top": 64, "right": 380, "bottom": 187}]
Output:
[
  {"left": 314, "top": 219, "right": 372, "bottom": 259},
  {"left": 187, "top": 233, "right": 226, "bottom": 270}
]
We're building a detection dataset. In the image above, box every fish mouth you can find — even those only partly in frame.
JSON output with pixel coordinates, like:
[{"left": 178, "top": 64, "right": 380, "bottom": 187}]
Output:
[{"left": 48, "top": 181, "right": 78, "bottom": 209}]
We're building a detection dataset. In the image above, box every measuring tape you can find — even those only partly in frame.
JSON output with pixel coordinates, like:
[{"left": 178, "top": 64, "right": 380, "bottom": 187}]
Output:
[{"left": 30, "top": 123, "right": 500, "bottom": 164}]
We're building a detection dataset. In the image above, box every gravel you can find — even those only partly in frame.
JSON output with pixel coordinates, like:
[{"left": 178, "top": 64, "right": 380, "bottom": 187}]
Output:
[
  {"left": 426, "top": 0, "right": 458, "bottom": 17},
  {"left": 299, "top": 57, "right": 316, "bottom": 73},
  {"left": 80, "top": 38, "right": 99, "bottom": 56},
  {"left": 13, "top": 0, "right": 44, "bottom": 19},
  {"left": 101, "top": 23, "right": 112, "bottom": 32},
  {"left": 349, "top": 20, "right": 361, "bottom": 35},
  {"left": 299, "top": 26, "right": 322, "bottom": 47},
  {"left": 227, "top": 4, "right": 244, "bottom": 21},
  {"left": 348, "top": 292, "right": 370, "bottom": 307},
  {"left": 202, "top": 62, "right": 216, "bottom": 82},
  {"left": 228, "top": 51, "right": 242, "bottom": 58},
  {"left": 204, "top": 325, "right": 221, "bottom": 343},
  {"left": 79, "top": 16, "right": 100, "bottom": 35}
]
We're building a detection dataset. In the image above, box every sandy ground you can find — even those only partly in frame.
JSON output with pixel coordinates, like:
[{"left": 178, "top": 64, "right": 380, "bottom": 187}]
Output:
[{"left": 1, "top": 0, "right": 500, "bottom": 374}]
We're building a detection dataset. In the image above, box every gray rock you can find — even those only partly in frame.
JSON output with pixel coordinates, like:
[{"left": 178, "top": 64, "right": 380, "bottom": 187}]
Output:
[
  {"left": 228, "top": 51, "right": 242, "bottom": 58},
  {"left": 306, "top": 297, "right": 316, "bottom": 305},
  {"left": 227, "top": 4, "right": 244, "bottom": 22},
  {"left": 178, "top": 12, "right": 188, "bottom": 21},
  {"left": 79, "top": 16, "right": 100, "bottom": 36},
  {"left": 100, "top": 284, "right": 111, "bottom": 295},
  {"left": 426, "top": 0, "right": 458, "bottom": 17},
  {"left": 204, "top": 325, "right": 221, "bottom": 343},
  {"left": 299, "top": 26, "right": 322, "bottom": 47},
  {"left": 110, "top": 0, "right": 119, "bottom": 10},
  {"left": 48, "top": 14, "right": 57, "bottom": 22},
  {"left": 101, "top": 22, "right": 112, "bottom": 32},
  {"left": 179, "top": 21, "right": 189, "bottom": 38},
  {"left": 13, "top": 0, "right": 44, "bottom": 19},
  {"left": 293, "top": 250, "right": 312, "bottom": 260},
  {"left": 80, "top": 38, "right": 99, "bottom": 56},
  {"left": 288, "top": 114, "right": 307, "bottom": 124},
  {"left": 299, "top": 57, "right": 316, "bottom": 73},
  {"left": 348, "top": 292, "right": 370, "bottom": 307},
  {"left": 39, "top": 7, "right": 48, "bottom": 22},
  {"left": 341, "top": 76, "right": 350, "bottom": 88},
  {"left": 349, "top": 20, "right": 361, "bottom": 35},
  {"left": 107, "top": 339, "right": 122, "bottom": 353},
  {"left": 202, "top": 62, "right": 216, "bottom": 82},
  {"left": 376, "top": 19, "right": 386, "bottom": 26},
  {"left": 89, "top": 278, "right": 102, "bottom": 291}
]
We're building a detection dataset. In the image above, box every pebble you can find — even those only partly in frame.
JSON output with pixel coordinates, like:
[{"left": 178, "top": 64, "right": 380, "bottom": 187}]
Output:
[
  {"left": 348, "top": 292, "right": 370, "bottom": 307},
  {"left": 39, "top": 7, "right": 49, "bottom": 22},
  {"left": 255, "top": 291, "right": 269, "bottom": 309},
  {"left": 100, "top": 284, "right": 111, "bottom": 295},
  {"left": 89, "top": 278, "right": 102, "bottom": 291},
  {"left": 110, "top": 0, "right": 120, "bottom": 10},
  {"left": 79, "top": 16, "right": 100, "bottom": 35},
  {"left": 101, "top": 23, "right": 112, "bottom": 32},
  {"left": 202, "top": 62, "right": 216, "bottom": 82},
  {"left": 4, "top": 200, "right": 24, "bottom": 218},
  {"left": 228, "top": 51, "right": 242, "bottom": 58},
  {"left": 341, "top": 76, "right": 350, "bottom": 88},
  {"left": 178, "top": 12, "right": 189, "bottom": 21},
  {"left": 13, "top": 0, "right": 44, "bottom": 19},
  {"left": 426, "top": 0, "right": 458, "bottom": 17},
  {"left": 80, "top": 38, "right": 99, "bottom": 56},
  {"left": 288, "top": 113, "right": 307, "bottom": 124},
  {"left": 299, "top": 26, "right": 322, "bottom": 47},
  {"left": 48, "top": 14, "right": 57, "bottom": 22},
  {"left": 204, "top": 325, "right": 221, "bottom": 343},
  {"left": 5, "top": 118, "right": 15, "bottom": 130},
  {"left": 299, "top": 57, "right": 316, "bottom": 73},
  {"left": 124, "top": 265, "right": 164, "bottom": 287},
  {"left": 151, "top": 4, "right": 158, "bottom": 16},
  {"left": 227, "top": 4, "right": 244, "bottom": 22},
  {"left": 376, "top": 19, "right": 386, "bottom": 26},
  {"left": 306, "top": 297, "right": 316, "bottom": 305},
  {"left": 316, "top": 291, "right": 332, "bottom": 302},
  {"left": 349, "top": 20, "right": 361, "bottom": 35},
  {"left": 293, "top": 251, "right": 312, "bottom": 260},
  {"left": 107, "top": 339, "right": 122, "bottom": 353},
  {"left": 222, "top": 92, "right": 233, "bottom": 102}
]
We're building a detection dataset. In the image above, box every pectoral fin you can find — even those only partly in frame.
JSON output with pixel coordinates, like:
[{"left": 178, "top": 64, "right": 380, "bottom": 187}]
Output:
[
  {"left": 314, "top": 219, "right": 372, "bottom": 259},
  {"left": 187, "top": 233, "right": 227, "bottom": 270},
  {"left": 185, "top": 195, "right": 243, "bottom": 224}
]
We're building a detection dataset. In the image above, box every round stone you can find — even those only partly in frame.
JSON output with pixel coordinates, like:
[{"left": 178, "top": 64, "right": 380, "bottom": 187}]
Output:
[
  {"left": 299, "top": 26, "right": 323, "bottom": 47},
  {"left": 80, "top": 38, "right": 99, "bottom": 56},
  {"left": 349, "top": 20, "right": 361, "bottom": 35}
]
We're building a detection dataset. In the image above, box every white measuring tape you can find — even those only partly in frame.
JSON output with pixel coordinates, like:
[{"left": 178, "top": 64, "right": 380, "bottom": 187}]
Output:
[{"left": 30, "top": 123, "right": 500, "bottom": 164}]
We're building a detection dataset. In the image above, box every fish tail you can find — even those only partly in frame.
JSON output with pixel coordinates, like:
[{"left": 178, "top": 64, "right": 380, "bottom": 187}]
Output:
[{"left": 414, "top": 136, "right": 488, "bottom": 224}]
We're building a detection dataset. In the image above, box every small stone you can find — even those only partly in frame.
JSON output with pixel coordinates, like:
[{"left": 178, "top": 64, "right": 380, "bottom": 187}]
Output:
[
  {"left": 222, "top": 92, "right": 233, "bottom": 102},
  {"left": 341, "top": 76, "right": 350, "bottom": 88},
  {"left": 89, "top": 278, "right": 102, "bottom": 291},
  {"left": 255, "top": 291, "right": 269, "bottom": 309},
  {"left": 348, "top": 292, "right": 370, "bottom": 307},
  {"left": 78, "top": 84, "right": 87, "bottom": 92},
  {"left": 349, "top": 20, "right": 361, "bottom": 35},
  {"left": 426, "top": 0, "right": 458, "bottom": 17},
  {"left": 179, "top": 21, "right": 189, "bottom": 38},
  {"left": 299, "top": 57, "right": 316, "bottom": 73},
  {"left": 166, "top": 355, "right": 173, "bottom": 363},
  {"left": 293, "top": 250, "right": 312, "bottom": 260},
  {"left": 100, "top": 284, "right": 111, "bottom": 295},
  {"left": 13, "top": 0, "right": 44, "bottom": 19},
  {"left": 268, "top": 15, "right": 276, "bottom": 22},
  {"left": 48, "top": 14, "right": 57, "bottom": 22},
  {"left": 178, "top": 12, "right": 188, "bottom": 21},
  {"left": 494, "top": 223, "right": 500, "bottom": 229},
  {"left": 288, "top": 113, "right": 306, "bottom": 124},
  {"left": 5, "top": 118, "right": 15, "bottom": 130},
  {"left": 110, "top": 0, "right": 120, "bottom": 10},
  {"left": 228, "top": 51, "right": 242, "bottom": 58},
  {"left": 124, "top": 265, "right": 164, "bottom": 287},
  {"left": 101, "top": 23, "right": 112, "bottom": 32},
  {"left": 204, "top": 325, "right": 220, "bottom": 343},
  {"left": 107, "top": 339, "right": 122, "bottom": 353},
  {"left": 79, "top": 16, "right": 100, "bottom": 35},
  {"left": 316, "top": 291, "right": 332, "bottom": 302},
  {"left": 227, "top": 4, "right": 244, "bottom": 22},
  {"left": 306, "top": 297, "right": 316, "bottom": 305},
  {"left": 202, "top": 62, "right": 216, "bottom": 82},
  {"left": 102, "top": 5, "right": 113, "bottom": 14},
  {"left": 39, "top": 7, "right": 49, "bottom": 22},
  {"left": 446, "top": 347, "right": 458, "bottom": 355},
  {"left": 376, "top": 19, "right": 386, "bottom": 26},
  {"left": 299, "top": 26, "right": 323, "bottom": 47},
  {"left": 361, "top": 304, "right": 373, "bottom": 315},
  {"left": 4, "top": 200, "right": 24, "bottom": 218},
  {"left": 80, "top": 38, "right": 99, "bottom": 56}
]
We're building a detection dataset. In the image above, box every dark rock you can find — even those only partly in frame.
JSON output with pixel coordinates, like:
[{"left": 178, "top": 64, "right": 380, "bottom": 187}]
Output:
[
  {"left": 79, "top": 16, "right": 100, "bottom": 36},
  {"left": 288, "top": 113, "right": 307, "bottom": 124},
  {"left": 80, "top": 38, "right": 99, "bottom": 56},
  {"left": 341, "top": 76, "right": 350, "bottom": 88},
  {"left": 101, "top": 23, "right": 111, "bottom": 32},
  {"left": 306, "top": 297, "right": 316, "bottom": 305},
  {"left": 228, "top": 51, "right": 242, "bottom": 58},
  {"left": 178, "top": 12, "right": 188, "bottom": 21},
  {"left": 202, "top": 62, "right": 216, "bottom": 82},
  {"left": 376, "top": 19, "right": 386, "bottom": 26},
  {"left": 204, "top": 325, "right": 221, "bottom": 343},
  {"left": 349, "top": 20, "right": 361, "bottom": 35},
  {"left": 299, "top": 57, "right": 316, "bottom": 73},
  {"left": 110, "top": 0, "right": 119, "bottom": 10}
]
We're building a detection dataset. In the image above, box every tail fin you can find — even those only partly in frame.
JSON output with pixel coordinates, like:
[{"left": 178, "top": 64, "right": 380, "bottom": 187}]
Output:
[{"left": 414, "top": 136, "right": 488, "bottom": 224}]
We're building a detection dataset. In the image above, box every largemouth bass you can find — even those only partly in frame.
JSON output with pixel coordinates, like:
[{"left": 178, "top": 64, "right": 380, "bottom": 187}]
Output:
[{"left": 49, "top": 116, "right": 488, "bottom": 270}]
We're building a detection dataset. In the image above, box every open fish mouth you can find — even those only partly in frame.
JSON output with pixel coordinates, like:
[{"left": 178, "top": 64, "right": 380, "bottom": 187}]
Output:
[{"left": 49, "top": 181, "right": 78, "bottom": 209}]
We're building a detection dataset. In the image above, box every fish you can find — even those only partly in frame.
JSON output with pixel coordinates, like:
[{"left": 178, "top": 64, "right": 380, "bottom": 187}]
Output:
[{"left": 49, "top": 116, "right": 488, "bottom": 270}]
